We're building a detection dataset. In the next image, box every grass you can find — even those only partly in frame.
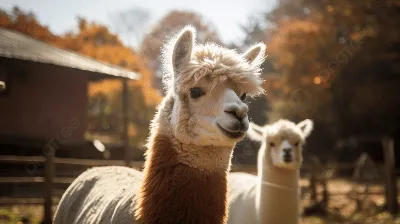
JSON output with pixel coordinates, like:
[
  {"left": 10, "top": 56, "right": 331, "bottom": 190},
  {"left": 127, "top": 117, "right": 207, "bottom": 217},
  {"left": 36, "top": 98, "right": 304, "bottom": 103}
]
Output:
[
  {"left": 0, "top": 209, "right": 20, "bottom": 224},
  {"left": 0, "top": 206, "right": 43, "bottom": 224}
]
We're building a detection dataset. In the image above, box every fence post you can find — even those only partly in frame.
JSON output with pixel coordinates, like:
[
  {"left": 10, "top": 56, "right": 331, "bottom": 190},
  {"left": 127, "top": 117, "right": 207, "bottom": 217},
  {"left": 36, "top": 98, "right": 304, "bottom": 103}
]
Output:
[
  {"left": 382, "top": 137, "right": 398, "bottom": 216},
  {"left": 321, "top": 177, "right": 329, "bottom": 209},
  {"left": 122, "top": 78, "right": 131, "bottom": 167},
  {"left": 310, "top": 174, "right": 317, "bottom": 203},
  {"left": 44, "top": 148, "right": 55, "bottom": 224}
]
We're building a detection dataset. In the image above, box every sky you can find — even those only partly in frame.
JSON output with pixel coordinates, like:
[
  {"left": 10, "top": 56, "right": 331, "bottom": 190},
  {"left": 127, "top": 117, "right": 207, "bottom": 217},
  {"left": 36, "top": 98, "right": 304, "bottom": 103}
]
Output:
[{"left": 0, "top": 0, "right": 276, "bottom": 48}]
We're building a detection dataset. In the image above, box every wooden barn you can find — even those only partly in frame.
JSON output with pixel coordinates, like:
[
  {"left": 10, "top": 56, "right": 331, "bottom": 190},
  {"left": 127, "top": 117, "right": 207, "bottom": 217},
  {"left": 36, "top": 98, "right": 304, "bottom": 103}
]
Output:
[
  {"left": 0, "top": 28, "right": 139, "bottom": 158},
  {"left": 0, "top": 28, "right": 140, "bottom": 223}
]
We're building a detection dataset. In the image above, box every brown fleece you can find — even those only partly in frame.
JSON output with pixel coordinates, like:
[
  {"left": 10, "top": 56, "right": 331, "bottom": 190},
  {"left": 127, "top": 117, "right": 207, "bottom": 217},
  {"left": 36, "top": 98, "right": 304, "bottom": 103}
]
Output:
[{"left": 135, "top": 135, "right": 228, "bottom": 224}]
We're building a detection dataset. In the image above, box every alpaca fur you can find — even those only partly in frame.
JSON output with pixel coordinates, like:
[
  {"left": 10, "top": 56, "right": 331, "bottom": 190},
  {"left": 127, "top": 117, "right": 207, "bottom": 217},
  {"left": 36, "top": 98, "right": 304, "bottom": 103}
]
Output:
[
  {"left": 227, "top": 119, "right": 314, "bottom": 224},
  {"left": 161, "top": 31, "right": 265, "bottom": 97},
  {"left": 53, "top": 26, "right": 266, "bottom": 224}
]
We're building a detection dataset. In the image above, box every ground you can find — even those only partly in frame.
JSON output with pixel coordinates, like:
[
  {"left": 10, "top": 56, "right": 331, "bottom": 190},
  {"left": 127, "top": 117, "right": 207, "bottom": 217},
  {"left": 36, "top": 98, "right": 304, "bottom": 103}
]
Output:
[
  {"left": 0, "top": 178, "right": 398, "bottom": 223},
  {"left": 299, "top": 178, "right": 400, "bottom": 223},
  {"left": 301, "top": 214, "right": 400, "bottom": 224}
]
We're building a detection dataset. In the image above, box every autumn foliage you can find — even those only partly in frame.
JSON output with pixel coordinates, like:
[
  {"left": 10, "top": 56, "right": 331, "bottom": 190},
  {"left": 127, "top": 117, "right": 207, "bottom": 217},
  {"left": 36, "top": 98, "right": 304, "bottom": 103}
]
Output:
[
  {"left": 0, "top": 7, "right": 57, "bottom": 43},
  {"left": 255, "top": 0, "right": 400, "bottom": 127},
  {"left": 139, "top": 10, "right": 221, "bottom": 90},
  {"left": 58, "top": 18, "right": 161, "bottom": 106}
]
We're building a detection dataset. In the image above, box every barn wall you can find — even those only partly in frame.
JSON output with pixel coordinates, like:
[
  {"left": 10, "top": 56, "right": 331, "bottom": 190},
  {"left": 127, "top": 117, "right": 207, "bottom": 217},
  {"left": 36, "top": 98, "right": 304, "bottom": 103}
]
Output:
[{"left": 0, "top": 59, "right": 88, "bottom": 143}]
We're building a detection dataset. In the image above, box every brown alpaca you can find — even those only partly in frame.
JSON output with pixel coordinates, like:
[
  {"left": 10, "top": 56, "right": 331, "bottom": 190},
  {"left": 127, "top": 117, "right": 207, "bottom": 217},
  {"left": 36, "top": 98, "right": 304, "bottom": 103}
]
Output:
[{"left": 53, "top": 26, "right": 266, "bottom": 224}]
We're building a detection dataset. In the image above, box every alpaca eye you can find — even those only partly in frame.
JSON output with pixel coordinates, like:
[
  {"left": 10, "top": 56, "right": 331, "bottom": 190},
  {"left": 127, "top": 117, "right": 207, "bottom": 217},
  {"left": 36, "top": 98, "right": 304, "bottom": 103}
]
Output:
[
  {"left": 189, "top": 87, "right": 205, "bottom": 99},
  {"left": 240, "top": 93, "right": 247, "bottom": 101},
  {"left": 269, "top": 142, "right": 275, "bottom": 147},
  {"left": 294, "top": 142, "right": 299, "bottom": 147}
]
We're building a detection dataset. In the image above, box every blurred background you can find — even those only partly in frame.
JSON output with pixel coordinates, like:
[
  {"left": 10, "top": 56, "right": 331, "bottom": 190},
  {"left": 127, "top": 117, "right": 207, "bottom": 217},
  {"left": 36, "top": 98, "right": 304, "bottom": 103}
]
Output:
[{"left": 0, "top": 0, "right": 398, "bottom": 223}]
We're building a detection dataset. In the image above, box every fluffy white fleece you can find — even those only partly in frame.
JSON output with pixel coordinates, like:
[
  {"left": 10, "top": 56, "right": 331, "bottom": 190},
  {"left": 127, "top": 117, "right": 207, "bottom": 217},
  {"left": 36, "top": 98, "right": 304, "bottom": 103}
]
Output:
[{"left": 53, "top": 166, "right": 142, "bottom": 224}]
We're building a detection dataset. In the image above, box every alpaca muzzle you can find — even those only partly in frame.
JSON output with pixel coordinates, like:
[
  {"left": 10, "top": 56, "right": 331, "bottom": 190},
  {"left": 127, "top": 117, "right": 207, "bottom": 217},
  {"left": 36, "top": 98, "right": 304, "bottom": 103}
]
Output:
[
  {"left": 283, "top": 148, "right": 293, "bottom": 163},
  {"left": 217, "top": 123, "right": 246, "bottom": 139}
]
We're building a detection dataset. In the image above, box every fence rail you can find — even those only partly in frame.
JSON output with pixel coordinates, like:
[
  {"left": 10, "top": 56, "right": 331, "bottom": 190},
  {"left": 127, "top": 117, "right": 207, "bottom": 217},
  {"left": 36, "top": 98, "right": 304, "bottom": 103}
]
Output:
[
  {"left": 0, "top": 176, "right": 75, "bottom": 184},
  {"left": 0, "top": 155, "right": 144, "bottom": 167},
  {"left": 0, "top": 155, "right": 45, "bottom": 163},
  {"left": 0, "top": 153, "right": 398, "bottom": 223},
  {"left": 0, "top": 197, "right": 60, "bottom": 205}
]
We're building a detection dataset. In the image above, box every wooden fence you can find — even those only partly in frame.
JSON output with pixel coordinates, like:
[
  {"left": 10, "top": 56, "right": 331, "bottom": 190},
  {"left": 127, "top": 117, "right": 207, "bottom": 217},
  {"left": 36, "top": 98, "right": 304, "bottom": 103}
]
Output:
[
  {"left": 232, "top": 161, "right": 399, "bottom": 217},
  {"left": 0, "top": 156, "right": 263, "bottom": 223},
  {"left": 0, "top": 155, "right": 145, "bottom": 223},
  {"left": 0, "top": 137, "right": 398, "bottom": 223}
]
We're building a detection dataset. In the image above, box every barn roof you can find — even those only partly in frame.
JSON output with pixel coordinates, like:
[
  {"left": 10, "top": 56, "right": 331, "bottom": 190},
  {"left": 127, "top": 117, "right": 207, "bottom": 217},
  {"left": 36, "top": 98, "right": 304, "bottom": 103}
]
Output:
[{"left": 0, "top": 28, "right": 140, "bottom": 80}]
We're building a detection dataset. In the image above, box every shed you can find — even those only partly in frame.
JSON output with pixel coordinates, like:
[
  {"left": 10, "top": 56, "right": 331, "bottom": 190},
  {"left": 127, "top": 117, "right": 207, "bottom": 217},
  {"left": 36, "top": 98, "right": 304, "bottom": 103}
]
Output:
[{"left": 0, "top": 27, "right": 138, "bottom": 161}]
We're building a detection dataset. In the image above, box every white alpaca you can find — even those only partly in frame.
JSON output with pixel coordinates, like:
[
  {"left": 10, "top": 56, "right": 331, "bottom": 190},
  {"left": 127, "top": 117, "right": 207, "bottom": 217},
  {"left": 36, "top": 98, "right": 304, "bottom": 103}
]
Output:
[
  {"left": 227, "top": 119, "right": 314, "bottom": 224},
  {"left": 53, "top": 26, "right": 266, "bottom": 224}
]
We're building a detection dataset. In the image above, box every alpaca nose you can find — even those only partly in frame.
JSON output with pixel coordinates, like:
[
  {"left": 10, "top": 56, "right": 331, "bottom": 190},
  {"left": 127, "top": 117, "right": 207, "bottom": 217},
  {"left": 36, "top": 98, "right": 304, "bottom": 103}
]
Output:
[
  {"left": 224, "top": 104, "right": 249, "bottom": 121},
  {"left": 283, "top": 148, "right": 293, "bottom": 163},
  {"left": 283, "top": 148, "right": 292, "bottom": 154}
]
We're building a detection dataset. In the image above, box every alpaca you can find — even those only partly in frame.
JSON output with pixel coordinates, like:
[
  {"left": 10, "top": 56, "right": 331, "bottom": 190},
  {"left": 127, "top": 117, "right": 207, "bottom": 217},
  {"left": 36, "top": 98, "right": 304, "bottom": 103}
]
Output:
[
  {"left": 227, "top": 119, "right": 314, "bottom": 224},
  {"left": 53, "top": 26, "right": 266, "bottom": 224}
]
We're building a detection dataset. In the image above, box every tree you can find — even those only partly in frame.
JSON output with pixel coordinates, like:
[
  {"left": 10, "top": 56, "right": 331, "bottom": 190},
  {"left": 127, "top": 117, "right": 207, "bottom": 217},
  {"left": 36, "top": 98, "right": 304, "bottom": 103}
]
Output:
[
  {"left": 139, "top": 10, "right": 221, "bottom": 92},
  {"left": 0, "top": 6, "right": 57, "bottom": 43},
  {"left": 110, "top": 7, "right": 151, "bottom": 49},
  {"left": 263, "top": 0, "right": 399, "bottom": 127},
  {"left": 253, "top": 0, "right": 400, "bottom": 159},
  {"left": 237, "top": 16, "right": 267, "bottom": 51}
]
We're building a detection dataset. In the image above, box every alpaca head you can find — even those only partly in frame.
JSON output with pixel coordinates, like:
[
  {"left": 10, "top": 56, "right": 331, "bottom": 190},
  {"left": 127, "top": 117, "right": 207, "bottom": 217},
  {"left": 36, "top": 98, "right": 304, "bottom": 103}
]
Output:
[
  {"left": 248, "top": 119, "right": 314, "bottom": 170},
  {"left": 161, "top": 26, "right": 266, "bottom": 147}
]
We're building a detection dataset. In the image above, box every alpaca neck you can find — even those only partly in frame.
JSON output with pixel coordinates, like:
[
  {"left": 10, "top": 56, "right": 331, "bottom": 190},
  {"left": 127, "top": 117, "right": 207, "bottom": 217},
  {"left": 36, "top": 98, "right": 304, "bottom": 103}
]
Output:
[
  {"left": 135, "top": 95, "right": 233, "bottom": 224},
  {"left": 135, "top": 135, "right": 232, "bottom": 224},
  {"left": 256, "top": 147, "right": 300, "bottom": 224},
  {"left": 174, "top": 138, "right": 233, "bottom": 172}
]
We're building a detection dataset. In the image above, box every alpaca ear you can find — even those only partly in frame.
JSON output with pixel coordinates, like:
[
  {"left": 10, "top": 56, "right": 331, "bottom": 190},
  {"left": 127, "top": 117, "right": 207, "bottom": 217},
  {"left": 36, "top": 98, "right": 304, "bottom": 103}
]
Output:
[
  {"left": 242, "top": 43, "right": 266, "bottom": 64},
  {"left": 297, "top": 119, "right": 314, "bottom": 137},
  {"left": 247, "top": 123, "right": 265, "bottom": 142},
  {"left": 172, "top": 26, "right": 195, "bottom": 75}
]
